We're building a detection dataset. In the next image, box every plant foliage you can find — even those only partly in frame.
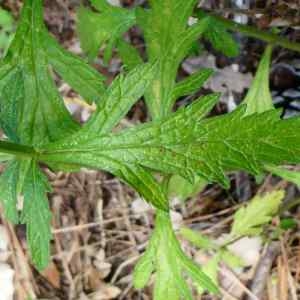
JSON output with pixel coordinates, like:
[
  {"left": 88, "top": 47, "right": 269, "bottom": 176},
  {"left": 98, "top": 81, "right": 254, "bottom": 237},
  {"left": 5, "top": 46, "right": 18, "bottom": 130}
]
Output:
[{"left": 0, "top": 0, "right": 299, "bottom": 298}]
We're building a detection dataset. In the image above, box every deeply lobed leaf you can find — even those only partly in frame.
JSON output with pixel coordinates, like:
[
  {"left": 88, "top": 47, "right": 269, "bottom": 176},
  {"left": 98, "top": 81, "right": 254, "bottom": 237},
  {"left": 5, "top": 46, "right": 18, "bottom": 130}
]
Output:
[
  {"left": 40, "top": 98, "right": 300, "bottom": 190},
  {"left": 0, "top": 0, "right": 107, "bottom": 270},
  {"left": 231, "top": 190, "right": 285, "bottom": 236}
]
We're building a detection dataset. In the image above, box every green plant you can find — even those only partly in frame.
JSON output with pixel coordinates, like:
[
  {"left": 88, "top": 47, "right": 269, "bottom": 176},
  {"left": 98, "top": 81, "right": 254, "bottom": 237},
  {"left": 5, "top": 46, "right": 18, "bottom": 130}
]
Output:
[
  {"left": 180, "top": 190, "right": 285, "bottom": 293},
  {"left": 0, "top": 0, "right": 300, "bottom": 298}
]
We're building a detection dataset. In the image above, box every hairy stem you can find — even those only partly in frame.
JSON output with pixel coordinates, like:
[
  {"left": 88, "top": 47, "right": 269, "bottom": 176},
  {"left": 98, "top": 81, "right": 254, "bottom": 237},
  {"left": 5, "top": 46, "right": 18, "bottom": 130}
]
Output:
[{"left": 198, "top": 9, "right": 300, "bottom": 53}]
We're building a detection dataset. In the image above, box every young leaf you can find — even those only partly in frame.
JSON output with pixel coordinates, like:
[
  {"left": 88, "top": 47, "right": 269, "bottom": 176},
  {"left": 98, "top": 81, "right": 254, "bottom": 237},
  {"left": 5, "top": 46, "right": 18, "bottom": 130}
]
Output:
[
  {"left": 231, "top": 190, "right": 285, "bottom": 237},
  {"left": 77, "top": 3, "right": 136, "bottom": 62},
  {"left": 244, "top": 45, "right": 274, "bottom": 115},
  {"left": 20, "top": 161, "right": 52, "bottom": 270}
]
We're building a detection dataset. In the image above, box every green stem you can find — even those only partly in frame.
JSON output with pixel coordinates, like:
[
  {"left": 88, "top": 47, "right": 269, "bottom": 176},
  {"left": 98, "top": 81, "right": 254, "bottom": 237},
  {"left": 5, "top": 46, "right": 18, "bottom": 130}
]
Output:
[
  {"left": 0, "top": 140, "right": 36, "bottom": 158},
  {"left": 198, "top": 9, "right": 300, "bottom": 53}
]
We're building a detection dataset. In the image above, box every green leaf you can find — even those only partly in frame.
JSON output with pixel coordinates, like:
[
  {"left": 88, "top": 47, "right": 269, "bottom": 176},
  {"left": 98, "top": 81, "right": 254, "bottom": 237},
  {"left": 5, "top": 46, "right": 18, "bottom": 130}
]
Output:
[
  {"left": 280, "top": 218, "right": 297, "bottom": 230},
  {"left": 171, "top": 68, "right": 214, "bottom": 101},
  {"left": 231, "top": 190, "right": 285, "bottom": 236},
  {"left": 244, "top": 45, "right": 274, "bottom": 115},
  {"left": 117, "top": 39, "right": 143, "bottom": 71},
  {"left": 136, "top": 1, "right": 210, "bottom": 117},
  {"left": 42, "top": 32, "right": 106, "bottom": 104},
  {"left": 266, "top": 165, "right": 300, "bottom": 187},
  {"left": 0, "top": 158, "right": 52, "bottom": 270},
  {"left": 168, "top": 174, "right": 207, "bottom": 201},
  {"left": 41, "top": 100, "right": 300, "bottom": 191},
  {"left": 0, "top": 160, "right": 19, "bottom": 223},
  {"left": 21, "top": 161, "right": 52, "bottom": 270},
  {"left": 241, "top": 46, "right": 299, "bottom": 187},
  {"left": 77, "top": 4, "right": 136, "bottom": 62},
  {"left": 203, "top": 17, "right": 240, "bottom": 57},
  {"left": 0, "top": 0, "right": 78, "bottom": 145},
  {"left": 0, "top": 0, "right": 101, "bottom": 270},
  {"left": 134, "top": 210, "right": 218, "bottom": 299}
]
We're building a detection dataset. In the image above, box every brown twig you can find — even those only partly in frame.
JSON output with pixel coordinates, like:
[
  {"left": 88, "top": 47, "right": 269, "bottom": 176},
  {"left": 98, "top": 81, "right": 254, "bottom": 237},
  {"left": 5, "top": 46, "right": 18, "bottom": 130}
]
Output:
[{"left": 245, "top": 241, "right": 280, "bottom": 300}]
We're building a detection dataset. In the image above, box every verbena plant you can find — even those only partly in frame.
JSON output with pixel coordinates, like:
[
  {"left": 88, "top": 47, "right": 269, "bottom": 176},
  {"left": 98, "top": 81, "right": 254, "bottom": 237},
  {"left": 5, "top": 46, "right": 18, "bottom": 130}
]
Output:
[{"left": 0, "top": 0, "right": 299, "bottom": 298}]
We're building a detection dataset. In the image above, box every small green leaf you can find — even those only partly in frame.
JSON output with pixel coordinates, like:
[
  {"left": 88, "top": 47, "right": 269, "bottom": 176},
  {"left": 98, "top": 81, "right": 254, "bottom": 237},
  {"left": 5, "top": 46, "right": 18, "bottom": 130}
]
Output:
[
  {"left": 280, "top": 218, "right": 297, "bottom": 230},
  {"left": 244, "top": 45, "right": 274, "bottom": 115},
  {"left": 231, "top": 190, "right": 285, "bottom": 237}
]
